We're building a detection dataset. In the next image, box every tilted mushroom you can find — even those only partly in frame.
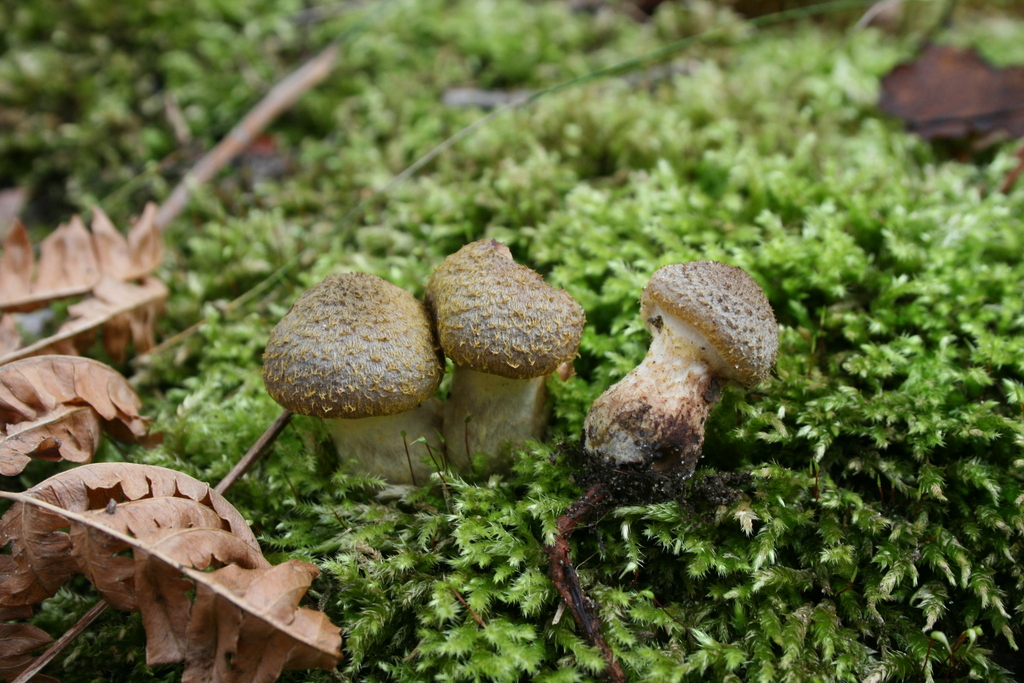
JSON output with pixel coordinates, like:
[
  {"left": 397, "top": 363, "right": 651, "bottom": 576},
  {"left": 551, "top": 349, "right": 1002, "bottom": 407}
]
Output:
[
  {"left": 580, "top": 260, "right": 778, "bottom": 502},
  {"left": 262, "top": 273, "right": 446, "bottom": 486},
  {"left": 425, "top": 239, "right": 585, "bottom": 472}
]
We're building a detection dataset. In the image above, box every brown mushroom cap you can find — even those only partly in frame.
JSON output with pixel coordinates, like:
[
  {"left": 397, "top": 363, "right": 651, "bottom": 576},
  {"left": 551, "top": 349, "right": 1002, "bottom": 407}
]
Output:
[
  {"left": 262, "top": 273, "right": 443, "bottom": 418},
  {"left": 424, "top": 239, "right": 585, "bottom": 379},
  {"left": 640, "top": 261, "right": 778, "bottom": 386}
]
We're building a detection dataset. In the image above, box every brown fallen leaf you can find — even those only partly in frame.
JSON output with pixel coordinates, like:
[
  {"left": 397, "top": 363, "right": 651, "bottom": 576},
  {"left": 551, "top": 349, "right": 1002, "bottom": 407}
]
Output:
[
  {"left": 0, "top": 356, "right": 154, "bottom": 477},
  {"left": 130, "top": 527, "right": 272, "bottom": 667},
  {"left": 0, "top": 204, "right": 162, "bottom": 313},
  {"left": 0, "top": 189, "right": 26, "bottom": 241},
  {"left": 879, "top": 44, "right": 1024, "bottom": 142},
  {"left": 183, "top": 561, "right": 340, "bottom": 683},
  {"left": 0, "top": 463, "right": 254, "bottom": 607},
  {"left": 0, "top": 464, "right": 342, "bottom": 683},
  {"left": 0, "top": 609, "right": 57, "bottom": 683},
  {"left": 0, "top": 316, "right": 18, "bottom": 357},
  {"left": 71, "top": 498, "right": 258, "bottom": 614},
  {"left": 0, "top": 276, "right": 168, "bottom": 366},
  {"left": 70, "top": 505, "right": 272, "bottom": 668}
]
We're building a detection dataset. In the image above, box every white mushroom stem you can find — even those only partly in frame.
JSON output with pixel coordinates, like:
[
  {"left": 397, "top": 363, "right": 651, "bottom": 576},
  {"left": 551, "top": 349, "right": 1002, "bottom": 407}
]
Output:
[
  {"left": 582, "top": 318, "right": 724, "bottom": 477},
  {"left": 326, "top": 398, "right": 445, "bottom": 486},
  {"left": 442, "top": 366, "right": 548, "bottom": 472}
]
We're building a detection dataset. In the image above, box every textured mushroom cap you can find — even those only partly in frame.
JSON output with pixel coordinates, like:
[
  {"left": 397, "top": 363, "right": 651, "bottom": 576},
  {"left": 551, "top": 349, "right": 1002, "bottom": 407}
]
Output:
[
  {"left": 262, "top": 273, "right": 443, "bottom": 418},
  {"left": 640, "top": 261, "right": 778, "bottom": 386},
  {"left": 425, "top": 239, "right": 585, "bottom": 379}
]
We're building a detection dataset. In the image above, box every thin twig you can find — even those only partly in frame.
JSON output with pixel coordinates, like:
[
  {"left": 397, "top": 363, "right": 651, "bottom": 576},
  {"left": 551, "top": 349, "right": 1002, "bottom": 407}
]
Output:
[
  {"left": 852, "top": 0, "right": 904, "bottom": 31},
  {"left": 402, "top": 432, "right": 418, "bottom": 488},
  {"left": 651, "top": 595, "right": 688, "bottom": 632},
  {"left": 215, "top": 409, "right": 294, "bottom": 494},
  {"left": 10, "top": 599, "right": 108, "bottom": 683},
  {"left": 921, "top": 634, "right": 935, "bottom": 679},
  {"left": 423, "top": 443, "right": 453, "bottom": 512},
  {"left": 451, "top": 589, "right": 488, "bottom": 629},
  {"left": 163, "top": 91, "right": 193, "bottom": 146},
  {"left": 155, "top": 42, "right": 340, "bottom": 230},
  {"left": 463, "top": 416, "right": 472, "bottom": 473},
  {"left": 999, "top": 143, "right": 1024, "bottom": 194}
]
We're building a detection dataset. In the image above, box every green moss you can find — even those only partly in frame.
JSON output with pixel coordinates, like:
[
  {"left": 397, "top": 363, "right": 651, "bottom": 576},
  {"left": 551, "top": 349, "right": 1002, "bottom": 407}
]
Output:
[{"left": 4, "top": 0, "right": 1024, "bottom": 681}]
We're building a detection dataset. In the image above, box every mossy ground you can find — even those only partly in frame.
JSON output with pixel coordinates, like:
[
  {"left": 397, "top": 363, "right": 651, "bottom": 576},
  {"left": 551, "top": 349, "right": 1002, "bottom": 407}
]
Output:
[{"left": 3, "top": 1, "right": 1024, "bottom": 681}]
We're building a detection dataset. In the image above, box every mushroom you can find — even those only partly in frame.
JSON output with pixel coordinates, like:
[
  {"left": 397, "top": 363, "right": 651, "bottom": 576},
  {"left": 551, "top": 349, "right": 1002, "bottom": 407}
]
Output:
[
  {"left": 424, "top": 239, "right": 585, "bottom": 472},
  {"left": 262, "top": 273, "right": 446, "bottom": 486},
  {"left": 580, "top": 261, "right": 778, "bottom": 502}
]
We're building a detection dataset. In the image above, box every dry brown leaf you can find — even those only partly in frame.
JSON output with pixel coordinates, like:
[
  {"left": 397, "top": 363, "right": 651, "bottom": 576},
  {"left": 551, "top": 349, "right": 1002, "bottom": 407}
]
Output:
[
  {"left": 0, "top": 605, "right": 56, "bottom": 682},
  {"left": 0, "top": 463, "right": 255, "bottom": 606},
  {"left": 0, "top": 222, "right": 32, "bottom": 308},
  {"left": 0, "top": 316, "right": 19, "bottom": 357},
  {"left": 0, "top": 188, "right": 26, "bottom": 240},
  {"left": 71, "top": 498, "right": 256, "bottom": 613},
  {"left": 0, "top": 465, "right": 342, "bottom": 683},
  {"left": 0, "top": 356, "right": 153, "bottom": 477},
  {"left": 0, "top": 277, "right": 168, "bottom": 366},
  {"left": 182, "top": 561, "right": 341, "bottom": 683},
  {"left": 0, "top": 619, "right": 56, "bottom": 683},
  {"left": 0, "top": 203, "right": 166, "bottom": 364},
  {"left": 61, "top": 277, "right": 167, "bottom": 362},
  {"left": 68, "top": 504, "right": 271, "bottom": 667},
  {"left": 32, "top": 216, "right": 101, "bottom": 305},
  {"left": 879, "top": 44, "right": 1024, "bottom": 142},
  {"left": 0, "top": 606, "right": 34, "bottom": 622},
  {"left": 130, "top": 527, "right": 271, "bottom": 666},
  {"left": 0, "top": 204, "right": 162, "bottom": 313}
]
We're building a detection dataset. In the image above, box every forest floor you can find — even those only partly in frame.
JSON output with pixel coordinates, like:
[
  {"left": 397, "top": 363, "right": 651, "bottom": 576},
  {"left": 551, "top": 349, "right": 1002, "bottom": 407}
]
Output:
[{"left": 3, "top": 1, "right": 1024, "bottom": 681}]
